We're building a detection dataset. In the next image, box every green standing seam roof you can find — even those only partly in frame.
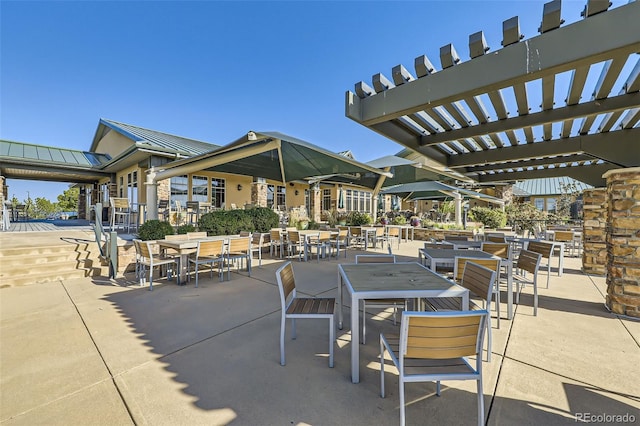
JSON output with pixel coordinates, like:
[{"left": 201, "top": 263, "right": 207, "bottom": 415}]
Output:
[
  {"left": 513, "top": 177, "right": 592, "bottom": 197},
  {"left": 98, "top": 119, "right": 219, "bottom": 156},
  {"left": 0, "top": 139, "right": 111, "bottom": 168}
]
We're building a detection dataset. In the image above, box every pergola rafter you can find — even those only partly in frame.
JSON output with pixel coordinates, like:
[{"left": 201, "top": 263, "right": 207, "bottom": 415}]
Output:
[{"left": 346, "top": 1, "right": 640, "bottom": 187}]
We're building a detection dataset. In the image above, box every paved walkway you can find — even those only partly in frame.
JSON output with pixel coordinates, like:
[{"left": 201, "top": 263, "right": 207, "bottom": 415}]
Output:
[{"left": 1, "top": 235, "right": 638, "bottom": 425}]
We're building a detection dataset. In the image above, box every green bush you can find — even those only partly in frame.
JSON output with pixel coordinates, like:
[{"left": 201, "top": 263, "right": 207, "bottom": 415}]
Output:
[
  {"left": 176, "top": 224, "right": 196, "bottom": 234},
  {"left": 199, "top": 210, "right": 255, "bottom": 235},
  {"left": 469, "top": 207, "right": 506, "bottom": 229},
  {"left": 348, "top": 211, "right": 373, "bottom": 226},
  {"left": 137, "top": 220, "right": 174, "bottom": 241},
  {"left": 391, "top": 215, "right": 407, "bottom": 225},
  {"left": 244, "top": 207, "right": 279, "bottom": 233}
]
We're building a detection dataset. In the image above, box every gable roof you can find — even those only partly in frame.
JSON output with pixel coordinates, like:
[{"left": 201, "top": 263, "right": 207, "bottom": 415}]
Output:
[
  {"left": 513, "top": 177, "right": 592, "bottom": 197},
  {"left": 91, "top": 119, "right": 219, "bottom": 156}
]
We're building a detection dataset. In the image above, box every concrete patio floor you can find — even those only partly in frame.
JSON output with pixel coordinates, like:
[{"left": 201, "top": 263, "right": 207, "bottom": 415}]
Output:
[{"left": 1, "top": 232, "right": 639, "bottom": 425}]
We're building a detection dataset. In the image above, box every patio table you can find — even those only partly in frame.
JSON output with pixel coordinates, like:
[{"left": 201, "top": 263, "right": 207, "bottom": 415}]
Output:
[
  {"left": 337, "top": 262, "right": 469, "bottom": 383},
  {"left": 444, "top": 239, "right": 483, "bottom": 250},
  {"left": 156, "top": 235, "right": 237, "bottom": 283},
  {"left": 419, "top": 248, "right": 515, "bottom": 320}
]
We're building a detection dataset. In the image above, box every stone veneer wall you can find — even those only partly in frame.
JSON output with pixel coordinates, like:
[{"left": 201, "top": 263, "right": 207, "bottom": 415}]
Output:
[
  {"left": 582, "top": 188, "right": 607, "bottom": 275},
  {"left": 604, "top": 168, "right": 640, "bottom": 318},
  {"left": 252, "top": 182, "right": 267, "bottom": 207}
]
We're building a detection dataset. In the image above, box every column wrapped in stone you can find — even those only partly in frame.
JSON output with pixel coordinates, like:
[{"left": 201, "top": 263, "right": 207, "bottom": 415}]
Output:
[
  {"left": 604, "top": 168, "right": 640, "bottom": 318},
  {"left": 582, "top": 188, "right": 607, "bottom": 275}
]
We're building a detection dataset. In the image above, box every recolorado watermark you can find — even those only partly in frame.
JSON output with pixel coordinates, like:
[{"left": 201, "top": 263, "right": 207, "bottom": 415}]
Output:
[{"left": 575, "top": 412, "right": 636, "bottom": 423}]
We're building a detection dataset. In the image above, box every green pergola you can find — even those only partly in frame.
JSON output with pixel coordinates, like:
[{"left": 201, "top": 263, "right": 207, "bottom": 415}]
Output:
[{"left": 345, "top": 1, "right": 640, "bottom": 187}]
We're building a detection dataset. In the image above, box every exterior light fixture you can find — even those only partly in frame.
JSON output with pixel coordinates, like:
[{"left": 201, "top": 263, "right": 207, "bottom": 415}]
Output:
[{"left": 237, "top": 184, "right": 243, "bottom": 191}]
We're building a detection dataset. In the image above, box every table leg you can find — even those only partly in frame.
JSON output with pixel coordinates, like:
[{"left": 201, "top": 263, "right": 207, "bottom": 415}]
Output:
[
  {"left": 506, "top": 261, "right": 513, "bottom": 320},
  {"left": 179, "top": 254, "right": 189, "bottom": 284},
  {"left": 351, "top": 294, "right": 360, "bottom": 384},
  {"left": 337, "top": 273, "right": 343, "bottom": 329},
  {"left": 558, "top": 243, "right": 564, "bottom": 276}
]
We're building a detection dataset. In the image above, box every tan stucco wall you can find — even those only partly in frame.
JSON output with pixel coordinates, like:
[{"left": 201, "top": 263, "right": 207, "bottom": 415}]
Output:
[{"left": 94, "top": 130, "right": 135, "bottom": 159}]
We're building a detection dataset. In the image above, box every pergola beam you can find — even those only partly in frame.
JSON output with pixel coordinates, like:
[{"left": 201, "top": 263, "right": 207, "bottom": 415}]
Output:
[
  {"left": 418, "top": 91, "right": 640, "bottom": 146},
  {"left": 448, "top": 127, "right": 640, "bottom": 168},
  {"left": 475, "top": 163, "right": 615, "bottom": 186},
  {"left": 346, "top": 2, "right": 640, "bottom": 127}
]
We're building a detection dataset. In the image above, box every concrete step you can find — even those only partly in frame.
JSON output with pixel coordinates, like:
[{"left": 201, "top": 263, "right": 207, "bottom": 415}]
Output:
[
  {"left": 0, "top": 241, "right": 101, "bottom": 258},
  {"left": 0, "top": 239, "right": 108, "bottom": 287},
  {"left": 2, "top": 267, "right": 107, "bottom": 287}
]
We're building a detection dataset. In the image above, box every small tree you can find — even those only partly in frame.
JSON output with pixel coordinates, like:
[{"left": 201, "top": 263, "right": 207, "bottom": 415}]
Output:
[
  {"left": 57, "top": 187, "right": 79, "bottom": 211},
  {"left": 556, "top": 182, "right": 579, "bottom": 220}
]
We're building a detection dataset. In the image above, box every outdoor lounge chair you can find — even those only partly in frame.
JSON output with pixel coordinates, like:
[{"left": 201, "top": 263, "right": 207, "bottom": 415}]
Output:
[
  {"left": 133, "top": 239, "right": 179, "bottom": 291},
  {"left": 187, "top": 239, "right": 225, "bottom": 287},
  {"left": 514, "top": 249, "right": 543, "bottom": 316},
  {"left": 225, "top": 236, "right": 252, "bottom": 279},
  {"left": 380, "top": 310, "right": 489, "bottom": 426},
  {"left": 275, "top": 261, "right": 335, "bottom": 367},
  {"left": 525, "top": 241, "right": 554, "bottom": 289}
]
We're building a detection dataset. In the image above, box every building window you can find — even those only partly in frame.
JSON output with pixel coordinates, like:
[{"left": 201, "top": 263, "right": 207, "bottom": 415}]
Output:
[
  {"left": 276, "top": 185, "right": 286, "bottom": 209},
  {"left": 170, "top": 175, "right": 188, "bottom": 209},
  {"left": 533, "top": 198, "right": 544, "bottom": 211},
  {"left": 322, "top": 189, "right": 331, "bottom": 211},
  {"left": 192, "top": 175, "right": 208, "bottom": 202},
  {"left": 546, "top": 197, "right": 557, "bottom": 213},
  {"left": 211, "top": 178, "right": 225, "bottom": 208},
  {"left": 267, "top": 185, "right": 286, "bottom": 209},
  {"left": 127, "top": 171, "right": 138, "bottom": 211},
  {"left": 118, "top": 176, "right": 124, "bottom": 198},
  {"left": 346, "top": 190, "right": 353, "bottom": 211}
]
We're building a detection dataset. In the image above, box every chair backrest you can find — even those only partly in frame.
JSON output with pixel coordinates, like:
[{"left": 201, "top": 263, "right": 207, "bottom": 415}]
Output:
[
  {"left": 110, "top": 197, "right": 129, "bottom": 209},
  {"left": 375, "top": 226, "right": 385, "bottom": 236},
  {"left": 553, "top": 230, "right": 574, "bottom": 242},
  {"left": 158, "top": 199, "right": 169, "bottom": 209},
  {"left": 270, "top": 229, "right": 283, "bottom": 241},
  {"left": 424, "top": 242, "right": 454, "bottom": 249},
  {"left": 400, "top": 311, "right": 488, "bottom": 360},
  {"left": 187, "top": 232, "right": 208, "bottom": 239},
  {"left": 133, "top": 239, "right": 152, "bottom": 259},
  {"left": 251, "top": 232, "right": 265, "bottom": 246},
  {"left": 481, "top": 242, "right": 510, "bottom": 259},
  {"left": 197, "top": 239, "right": 224, "bottom": 258},
  {"left": 486, "top": 235, "right": 506, "bottom": 243},
  {"left": 164, "top": 234, "right": 184, "bottom": 241},
  {"left": 318, "top": 230, "right": 332, "bottom": 242},
  {"left": 239, "top": 231, "right": 251, "bottom": 237},
  {"left": 349, "top": 226, "right": 362, "bottom": 237},
  {"left": 288, "top": 230, "right": 302, "bottom": 244},
  {"left": 453, "top": 257, "right": 500, "bottom": 283},
  {"left": 338, "top": 228, "right": 349, "bottom": 238},
  {"left": 355, "top": 254, "right": 396, "bottom": 263},
  {"left": 186, "top": 201, "right": 199, "bottom": 211},
  {"left": 516, "top": 249, "right": 542, "bottom": 275},
  {"left": 461, "top": 262, "right": 497, "bottom": 303},
  {"left": 276, "top": 261, "right": 296, "bottom": 310},
  {"left": 228, "top": 237, "right": 250, "bottom": 253},
  {"left": 526, "top": 241, "right": 554, "bottom": 259},
  {"left": 446, "top": 235, "right": 471, "bottom": 241}
]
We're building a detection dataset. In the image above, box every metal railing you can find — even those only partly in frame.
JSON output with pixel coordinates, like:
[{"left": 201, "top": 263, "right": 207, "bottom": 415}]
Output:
[{"left": 91, "top": 203, "right": 118, "bottom": 278}]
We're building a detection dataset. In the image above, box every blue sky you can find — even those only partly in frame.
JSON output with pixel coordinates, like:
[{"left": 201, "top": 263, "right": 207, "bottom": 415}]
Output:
[{"left": 0, "top": 0, "right": 628, "bottom": 202}]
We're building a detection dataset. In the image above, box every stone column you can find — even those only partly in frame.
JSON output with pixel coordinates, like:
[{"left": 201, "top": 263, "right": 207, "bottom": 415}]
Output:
[
  {"left": 603, "top": 167, "right": 640, "bottom": 318},
  {"left": 252, "top": 182, "right": 267, "bottom": 207},
  {"left": 582, "top": 188, "right": 607, "bottom": 275},
  {"left": 310, "top": 186, "right": 321, "bottom": 222}
]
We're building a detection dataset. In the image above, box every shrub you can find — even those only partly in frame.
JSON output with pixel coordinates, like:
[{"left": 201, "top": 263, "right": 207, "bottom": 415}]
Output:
[
  {"left": 176, "top": 224, "right": 196, "bottom": 234},
  {"left": 244, "top": 207, "right": 279, "bottom": 233},
  {"left": 391, "top": 215, "right": 407, "bottom": 225},
  {"left": 348, "top": 211, "right": 373, "bottom": 226},
  {"left": 199, "top": 210, "right": 255, "bottom": 235},
  {"left": 469, "top": 207, "right": 507, "bottom": 229},
  {"left": 137, "top": 220, "right": 174, "bottom": 241}
]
